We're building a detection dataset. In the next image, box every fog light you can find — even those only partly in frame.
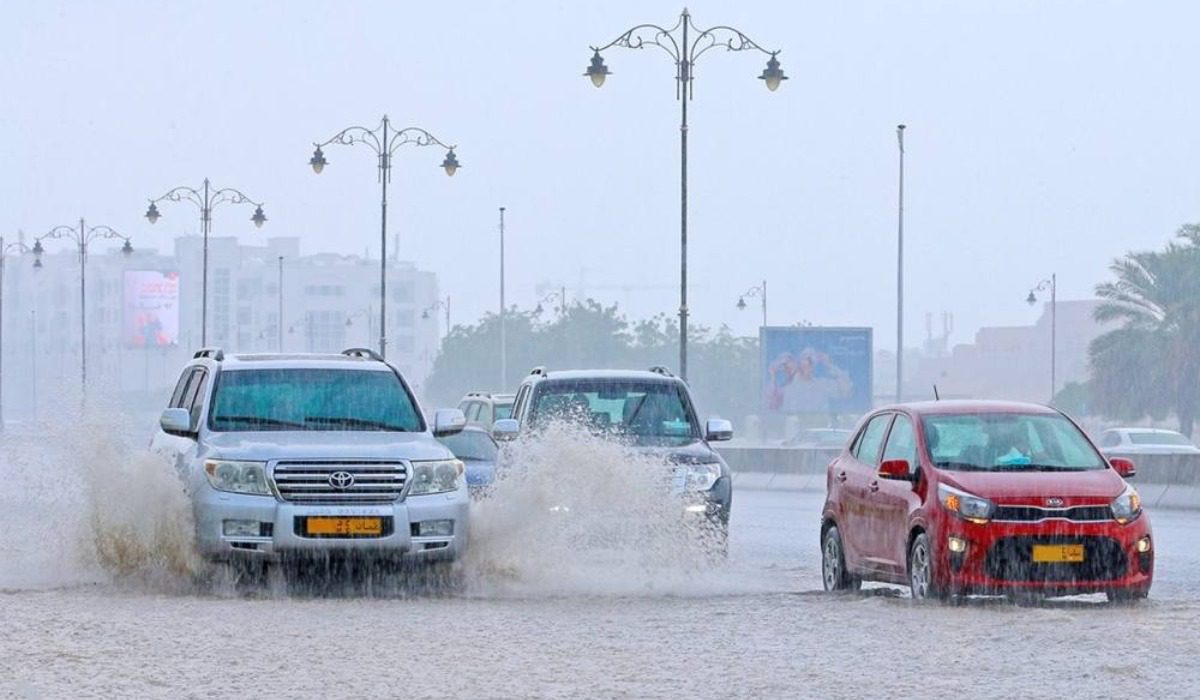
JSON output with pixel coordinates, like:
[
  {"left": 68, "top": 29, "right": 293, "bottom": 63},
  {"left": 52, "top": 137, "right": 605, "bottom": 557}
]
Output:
[
  {"left": 948, "top": 536, "right": 967, "bottom": 553},
  {"left": 684, "top": 504, "right": 708, "bottom": 514},
  {"left": 417, "top": 519, "right": 454, "bottom": 537},
  {"left": 1136, "top": 536, "right": 1152, "bottom": 553},
  {"left": 223, "top": 519, "right": 262, "bottom": 537}
]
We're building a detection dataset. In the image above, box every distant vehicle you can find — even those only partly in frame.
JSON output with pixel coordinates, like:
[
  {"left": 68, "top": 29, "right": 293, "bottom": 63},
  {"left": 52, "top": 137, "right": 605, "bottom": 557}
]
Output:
[
  {"left": 821, "top": 400, "right": 1152, "bottom": 602},
  {"left": 782, "top": 428, "right": 852, "bottom": 449},
  {"left": 437, "top": 425, "right": 499, "bottom": 498},
  {"left": 458, "top": 391, "right": 515, "bottom": 428},
  {"left": 1098, "top": 428, "right": 1200, "bottom": 456},
  {"left": 494, "top": 366, "right": 733, "bottom": 544},
  {"left": 151, "top": 347, "right": 470, "bottom": 578}
]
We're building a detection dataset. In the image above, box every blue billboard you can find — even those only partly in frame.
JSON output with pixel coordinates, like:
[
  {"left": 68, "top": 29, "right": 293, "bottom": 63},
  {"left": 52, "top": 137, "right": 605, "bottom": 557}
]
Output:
[{"left": 760, "top": 327, "right": 873, "bottom": 415}]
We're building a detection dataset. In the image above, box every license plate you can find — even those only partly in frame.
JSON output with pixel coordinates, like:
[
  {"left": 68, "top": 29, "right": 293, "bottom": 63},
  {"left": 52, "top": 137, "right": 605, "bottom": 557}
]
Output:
[
  {"left": 1032, "top": 544, "right": 1085, "bottom": 563},
  {"left": 305, "top": 517, "right": 383, "bottom": 537}
]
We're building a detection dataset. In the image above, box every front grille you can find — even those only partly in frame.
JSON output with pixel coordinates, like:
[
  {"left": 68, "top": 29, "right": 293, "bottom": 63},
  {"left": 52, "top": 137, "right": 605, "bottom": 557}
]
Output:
[
  {"left": 271, "top": 461, "right": 408, "bottom": 503},
  {"left": 986, "top": 536, "right": 1128, "bottom": 582},
  {"left": 992, "top": 504, "right": 1113, "bottom": 523}
]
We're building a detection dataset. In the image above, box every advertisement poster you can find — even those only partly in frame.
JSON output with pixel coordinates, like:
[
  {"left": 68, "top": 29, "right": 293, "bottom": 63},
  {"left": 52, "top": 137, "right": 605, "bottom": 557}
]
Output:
[
  {"left": 760, "top": 326, "right": 873, "bottom": 415},
  {"left": 124, "top": 270, "right": 180, "bottom": 348}
]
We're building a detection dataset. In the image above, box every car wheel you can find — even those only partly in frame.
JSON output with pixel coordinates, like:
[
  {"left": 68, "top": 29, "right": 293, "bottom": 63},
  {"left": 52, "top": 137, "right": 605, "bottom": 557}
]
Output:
[
  {"left": 1107, "top": 588, "right": 1149, "bottom": 604},
  {"left": 908, "top": 533, "right": 944, "bottom": 601},
  {"left": 821, "top": 525, "right": 860, "bottom": 592}
]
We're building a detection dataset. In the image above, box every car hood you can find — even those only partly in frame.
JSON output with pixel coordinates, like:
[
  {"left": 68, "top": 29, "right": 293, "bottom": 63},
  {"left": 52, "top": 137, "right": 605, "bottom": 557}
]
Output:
[
  {"left": 940, "top": 467, "right": 1126, "bottom": 502},
  {"left": 204, "top": 431, "right": 454, "bottom": 463},
  {"left": 627, "top": 440, "right": 722, "bottom": 464}
]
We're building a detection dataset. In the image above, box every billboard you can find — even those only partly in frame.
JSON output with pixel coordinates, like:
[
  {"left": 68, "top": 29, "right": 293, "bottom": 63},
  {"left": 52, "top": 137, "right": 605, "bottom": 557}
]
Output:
[
  {"left": 760, "top": 326, "right": 873, "bottom": 415},
  {"left": 124, "top": 270, "right": 180, "bottom": 348}
]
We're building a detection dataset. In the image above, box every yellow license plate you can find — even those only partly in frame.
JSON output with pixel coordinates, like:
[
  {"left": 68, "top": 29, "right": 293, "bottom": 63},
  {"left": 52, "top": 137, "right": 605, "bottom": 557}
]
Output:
[
  {"left": 1032, "top": 544, "right": 1085, "bottom": 563},
  {"left": 306, "top": 517, "right": 383, "bottom": 537}
]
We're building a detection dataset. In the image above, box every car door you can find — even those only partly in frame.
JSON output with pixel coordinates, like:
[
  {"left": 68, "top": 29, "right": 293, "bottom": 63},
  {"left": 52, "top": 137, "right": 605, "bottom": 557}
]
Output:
[
  {"left": 837, "top": 413, "right": 893, "bottom": 569},
  {"left": 865, "top": 413, "right": 921, "bottom": 575}
]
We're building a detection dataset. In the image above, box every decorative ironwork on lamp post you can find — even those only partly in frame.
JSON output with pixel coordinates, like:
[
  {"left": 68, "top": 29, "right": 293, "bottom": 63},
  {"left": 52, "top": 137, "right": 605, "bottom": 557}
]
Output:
[
  {"left": 535, "top": 287, "right": 568, "bottom": 318},
  {"left": 32, "top": 220, "right": 133, "bottom": 393},
  {"left": 586, "top": 8, "right": 785, "bottom": 380},
  {"left": 736, "top": 280, "right": 767, "bottom": 329},
  {"left": 0, "top": 235, "right": 32, "bottom": 430},
  {"left": 1027, "top": 274, "right": 1057, "bottom": 403},
  {"left": 309, "top": 115, "right": 459, "bottom": 360},
  {"left": 145, "top": 179, "right": 266, "bottom": 346},
  {"left": 422, "top": 297, "right": 451, "bottom": 337}
]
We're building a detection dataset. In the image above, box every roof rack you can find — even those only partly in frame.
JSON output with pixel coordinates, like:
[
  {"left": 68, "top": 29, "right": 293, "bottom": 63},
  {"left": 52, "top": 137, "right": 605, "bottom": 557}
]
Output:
[
  {"left": 341, "top": 347, "right": 385, "bottom": 362},
  {"left": 193, "top": 347, "right": 225, "bottom": 361},
  {"left": 529, "top": 366, "right": 547, "bottom": 377},
  {"left": 648, "top": 365, "right": 674, "bottom": 377}
]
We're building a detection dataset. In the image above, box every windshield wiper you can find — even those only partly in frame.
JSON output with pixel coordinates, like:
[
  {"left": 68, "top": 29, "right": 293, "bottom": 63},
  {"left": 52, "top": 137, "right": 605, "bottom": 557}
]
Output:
[
  {"left": 214, "top": 415, "right": 306, "bottom": 429},
  {"left": 934, "top": 460, "right": 986, "bottom": 471},
  {"left": 304, "top": 416, "right": 409, "bottom": 431}
]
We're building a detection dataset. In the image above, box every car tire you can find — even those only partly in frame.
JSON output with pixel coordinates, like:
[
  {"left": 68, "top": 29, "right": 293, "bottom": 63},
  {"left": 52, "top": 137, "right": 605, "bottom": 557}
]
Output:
[
  {"left": 908, "top": 533, "right": 944, "bottom": 601},
  {"left": 1107, "top": 588, "right": 1149, "bottom": 604},
  {"left": 821, "top": 525, "right": 861, "bottom": 592}
]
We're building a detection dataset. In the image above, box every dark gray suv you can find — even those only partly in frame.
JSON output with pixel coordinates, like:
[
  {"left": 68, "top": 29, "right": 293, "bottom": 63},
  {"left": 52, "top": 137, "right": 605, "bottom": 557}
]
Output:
[{"left": 493, "top": 366, "right": 734, "bottom": 535}]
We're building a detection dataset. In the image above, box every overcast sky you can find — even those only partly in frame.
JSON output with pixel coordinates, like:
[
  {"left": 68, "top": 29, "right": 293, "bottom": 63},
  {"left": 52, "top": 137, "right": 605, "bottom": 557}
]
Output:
[{"left": 3, "top": 1, "right": 1197, "bottom": 352}]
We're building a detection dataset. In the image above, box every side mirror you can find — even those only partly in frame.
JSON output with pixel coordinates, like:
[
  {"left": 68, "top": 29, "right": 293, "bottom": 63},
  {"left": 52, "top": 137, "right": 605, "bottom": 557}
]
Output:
[
  {"left": 705, "top": 418, "right": 734, "bottom": 442},
  {"left": 432, "top": 408, "right": 467, "bottom": 437},
  {"left": 160, "top": 408, "right": 194, "bottom": 436},
  {"left": 878, "top": 458, "right": 911, "bottom": 480},
  {"left": 1110, "top": 456, "right": 1136, "bottom": 479},
  {"left": 492, "top": 418, "right": 520, "bottom": 441}
]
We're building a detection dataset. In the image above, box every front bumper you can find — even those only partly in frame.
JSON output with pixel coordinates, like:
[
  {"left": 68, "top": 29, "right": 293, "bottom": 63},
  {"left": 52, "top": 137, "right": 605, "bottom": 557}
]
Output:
[
  {"left": 191, "top": 486, "right": 470, "bottom": 563},
  {"left": 934, "top": 514, "right": 1153, "bottom": 597}
]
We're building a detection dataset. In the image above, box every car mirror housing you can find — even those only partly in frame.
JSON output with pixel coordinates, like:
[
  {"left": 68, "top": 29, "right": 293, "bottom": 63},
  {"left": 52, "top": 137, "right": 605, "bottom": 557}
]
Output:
[
  {"left": 160, "top": 407, "right": 194, "bottom": 436},
  {"left": 1110, "top": 456, "right": 1136, "bottom": 479},
  {"left": 432, "top": 408, "right": 467, "bottom": 437},
  {"left": 492, "top": 418, "right": 520, "bottom": 441},
  {"left": 705, "top": 418, "right": 734, "bottom": 442},
  {"left": 878, "top": 458, "right": 911, "bottom": 480}
]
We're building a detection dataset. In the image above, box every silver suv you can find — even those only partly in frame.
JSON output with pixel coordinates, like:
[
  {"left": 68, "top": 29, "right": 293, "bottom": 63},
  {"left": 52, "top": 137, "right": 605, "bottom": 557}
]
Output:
[
  {"left": 458, "top": 391, "right": 514, "bottom": 428},
  {"left": 151, "top": 347, "right": 470, "bottom": 570}
]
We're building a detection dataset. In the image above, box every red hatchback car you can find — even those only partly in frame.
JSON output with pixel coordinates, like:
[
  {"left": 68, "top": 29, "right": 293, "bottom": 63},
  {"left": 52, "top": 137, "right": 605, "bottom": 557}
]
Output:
[{"left": 820, "top": 401, "right": 1153, "bottom": 601}]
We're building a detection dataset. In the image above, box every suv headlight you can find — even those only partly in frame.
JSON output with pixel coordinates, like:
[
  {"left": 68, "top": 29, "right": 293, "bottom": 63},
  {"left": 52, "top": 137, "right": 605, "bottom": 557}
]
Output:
[
  {"left": 938, "top": 483, "right": 994, "bottom": 524},
  {"left": 676, "top": 462, "right": 721, "bottom": 492},
  {"left": 1111, "top": 484, "right": 1142, "bottom": 524},
  {"left": 203, "top": 460, "right": 271, "bottom": 496},
  {"left": 409, "top": 459, "right": 464, "bottom": 495}
]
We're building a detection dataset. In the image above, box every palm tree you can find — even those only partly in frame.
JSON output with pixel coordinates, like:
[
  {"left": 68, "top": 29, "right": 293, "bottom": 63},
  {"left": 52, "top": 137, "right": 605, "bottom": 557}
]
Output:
[{"left": 1091, "top": 224, "right": 1200, "bottom": 436}]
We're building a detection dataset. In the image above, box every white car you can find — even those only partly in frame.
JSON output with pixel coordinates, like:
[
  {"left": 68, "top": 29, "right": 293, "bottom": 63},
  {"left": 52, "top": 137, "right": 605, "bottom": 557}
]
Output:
[{"left": 1098, "top": 428, "right": 1200, "bottom": 456}]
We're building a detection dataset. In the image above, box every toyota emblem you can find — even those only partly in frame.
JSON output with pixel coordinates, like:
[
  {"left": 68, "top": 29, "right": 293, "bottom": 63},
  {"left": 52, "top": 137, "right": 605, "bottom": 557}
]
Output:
[
  {"left": 1045, "top": 497, "right": 1065, "bottom": 508},
  {"left": 328, "top": 471, "right": 355, "bottom": 490}
]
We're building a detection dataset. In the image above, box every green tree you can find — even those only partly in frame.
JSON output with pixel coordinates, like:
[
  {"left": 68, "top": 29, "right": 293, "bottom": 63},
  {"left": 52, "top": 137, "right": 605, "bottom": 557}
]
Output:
[{"left": 1089, "top": 224, "right": 1200, "bottom": 436}]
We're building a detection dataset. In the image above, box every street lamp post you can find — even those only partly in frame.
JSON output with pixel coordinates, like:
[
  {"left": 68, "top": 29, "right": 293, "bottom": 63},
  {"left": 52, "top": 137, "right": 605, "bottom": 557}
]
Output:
[
  {"left": 1026, "top": 274, "right": 1057, "bottom": 403},
  {"left": 896, "top": 124, "right": 906, "bottom": 404},
  {"left": 535, "top": 287, "right": 568, "bottom": 318},
  {"left": 145, "top": 179, "right": 266, "bottom": 346},
  {"left": 736, "top": 280, "right": 767, "bottom": 328},
  {"left": 277, "top": 256, "right": 284, "bottom": 352},
  {"left": 345, "top": 307, "right": 376, "bottom": 348},
  {"left": 422, "top": 297, "right": 451, "bottom": 336},
  {"left": 0, "top": 236, "right": 32, "bottom": 430},
  {"left": 498, "top": 206, "right": 506, "bottom": 390},
  {"left": 32, "top": 220, "right": 133, "bottom": 393},
  {"left": 586, "top": 9, "right": 785, "bottom": 380},
  {"left": 309, "top": 115, "right": 459, "bottom": 360}
]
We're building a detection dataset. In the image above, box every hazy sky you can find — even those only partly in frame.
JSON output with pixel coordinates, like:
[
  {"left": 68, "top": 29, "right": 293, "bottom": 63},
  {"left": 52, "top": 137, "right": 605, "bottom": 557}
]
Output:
[{"left": 4, "top": 1, "right": 1198, "bottom": 352}]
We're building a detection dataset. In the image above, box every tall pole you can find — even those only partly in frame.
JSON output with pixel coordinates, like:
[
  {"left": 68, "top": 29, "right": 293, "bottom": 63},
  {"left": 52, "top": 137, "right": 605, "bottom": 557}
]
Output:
[
  {"left": 201, "top": 180, "right": 209, "bottom": 345},
  {"left": 445, "top": 295, "right": 451, "bottom": 332},
  {"left": 79, "top": 218, "right": 87, "bottom": 391},
  {"left": 1050, "top": 273, "right": 1057, "bottom": 403},
  {"left": 896, "top": 124, "right": 906, "bottom": 404},
  {"left": 0, "top": 242, "right": 5, "bottom": 430},
  {"left": 678, "top": 14, "right": 690, "bottom": 380},
  {"left": 29, "top": 310, "right": 36, "bottom": 422},
  {"left": 499, "top": 206, "right": 507, "bottom": 390},
  {"left": 761, "top": 278, "right": 768, "bottom": 328},
  {"left": 379, "top": 116, "right": 391, "bottom": 359},
  {"left": 277, "top": 256, "right": 284, "bottom": 351}
]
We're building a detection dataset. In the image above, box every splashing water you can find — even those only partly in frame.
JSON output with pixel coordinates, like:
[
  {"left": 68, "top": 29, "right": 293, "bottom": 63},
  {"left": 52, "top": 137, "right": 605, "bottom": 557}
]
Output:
[{"left": 463, "top": 422, "right": 739, "bottom": 597}]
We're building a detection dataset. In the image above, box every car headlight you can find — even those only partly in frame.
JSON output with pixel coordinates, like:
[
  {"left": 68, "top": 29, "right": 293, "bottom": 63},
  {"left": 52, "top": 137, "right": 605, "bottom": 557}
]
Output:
[
  {"left": 1111, "top": 484, "right": 1142, "bottom": 524},
  {"left": 676, "top": 462, "right": 721, "bottom": 492},
  {"left": 938, "top": 483, "right": 993, "bottom": 524},
  {"left": 203, "top": 460, "right": 271, "bottom": 496},
  {"left": 409, "top": 459, "right": 464, "bottom": 495}
]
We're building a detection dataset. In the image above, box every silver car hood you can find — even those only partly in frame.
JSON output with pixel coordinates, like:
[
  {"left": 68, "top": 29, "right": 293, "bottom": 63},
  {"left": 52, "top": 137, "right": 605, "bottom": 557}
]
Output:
[{"left": 204, "top": 431, "right": 455, "bottom": 463}]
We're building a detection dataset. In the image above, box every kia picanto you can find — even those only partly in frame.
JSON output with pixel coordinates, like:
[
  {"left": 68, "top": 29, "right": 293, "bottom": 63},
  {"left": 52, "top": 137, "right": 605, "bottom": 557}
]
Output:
[{"left": 820, "top": 401, "right": 1153, "bottom": 602}]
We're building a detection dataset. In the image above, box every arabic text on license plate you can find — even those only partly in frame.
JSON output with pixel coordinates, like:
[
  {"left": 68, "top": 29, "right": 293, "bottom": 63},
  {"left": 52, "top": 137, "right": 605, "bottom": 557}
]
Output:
[
  {"left": 306, "top": 517, "right": 383, "bottom": 537},
  {"left": 1032, "top": 543, "right": 1085, "bottom": 563}
]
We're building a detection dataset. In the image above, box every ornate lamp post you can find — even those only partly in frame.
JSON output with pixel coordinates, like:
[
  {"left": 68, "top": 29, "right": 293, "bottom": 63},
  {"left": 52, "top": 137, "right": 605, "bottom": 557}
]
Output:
[
  {"left": 736, "top": 280, "right": 768, "bottom": 328},
  {"left": 422, "top": 297, "right": 451, "bottom": 336},
  {"left": 145, "top": 179, "right": 266, "bottom": 346},
  {"left": 586, "top": 9, "right": 784, "bottom": 379},
  {"left": 345, "top": 307, "right": 376, "bottom": 348},
  {"left": 309, "top": 115, "right": 459, "bottom": 359},
  {"left": 535, "top": 287, "right": 568, "bottom": 318},
  {"left": 0, "top": 236, "right": 32, "bottom": 430},
  {"left": 32, "top": 220, "right": 133, "bottom": 392},
  {"left": 1027, "top": 274, "right": 1057, "bottom": 403}
]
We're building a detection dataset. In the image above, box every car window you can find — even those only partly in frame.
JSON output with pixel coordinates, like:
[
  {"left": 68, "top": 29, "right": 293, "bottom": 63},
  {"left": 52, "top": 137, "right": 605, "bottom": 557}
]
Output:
[
  {"left": 1130, "top": 431, "right": 1192, "bottom": 446},
  {"left": 512, "top": 385, "right": 531, "bottom": 421},
  {"left": 169, "top": 369, "right": 196, "bottom": 409},
  {"left": 438, "top": 431, "right": 499, "bottom": 461},
  {"left": 464, "top": 402, "right": 481, "bottom": 422},
  {"left": 186, "top": 369, "right": 209, "bottom": 425},
  {"left": 494, "top": 403, "right": 513, "bottom": 421},
  {"left": 881, "top": 414, "right": 916, "bottom": 470},
  {"left": 853, "top": 414, "right": 892, "bottom": 467}
]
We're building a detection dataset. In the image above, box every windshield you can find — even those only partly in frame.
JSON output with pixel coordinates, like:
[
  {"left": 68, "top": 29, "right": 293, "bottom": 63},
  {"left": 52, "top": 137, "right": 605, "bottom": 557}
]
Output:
[
  {"left": 208, "top": 368, "right": 422, "bottom": 432},
  {"left": 438, "top": 431, "right": 499, "bottom": 461},
  {"left": 529, "top": 379, "right": 699, "bottom": 445},
  {"left": 922, "top": 412, "right": 1106, "bottom": 471},
  {"left": 494, "top": 403, "right": 514, "bottom": 421},
  {"left": 1129, "top": 431, "right": 1193, "bottom": 446}
]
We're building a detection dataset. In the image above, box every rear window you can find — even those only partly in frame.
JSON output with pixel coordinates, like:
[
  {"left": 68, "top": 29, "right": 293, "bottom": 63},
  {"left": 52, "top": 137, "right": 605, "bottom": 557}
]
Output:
[
  {"left": 1129, "top": 431, "right": 1192, "bottom": 446},
  {"left": 208, "top": 368, "right": 422, "bottom": 432}
]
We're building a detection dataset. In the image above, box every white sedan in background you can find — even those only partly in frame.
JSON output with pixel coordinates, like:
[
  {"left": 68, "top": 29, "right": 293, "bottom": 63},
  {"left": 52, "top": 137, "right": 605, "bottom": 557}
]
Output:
[{"left": 1098, "top": 427, "right": 1200, "bottom": 455}]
